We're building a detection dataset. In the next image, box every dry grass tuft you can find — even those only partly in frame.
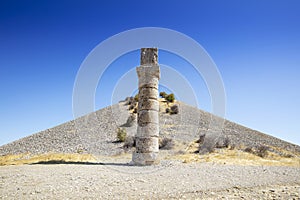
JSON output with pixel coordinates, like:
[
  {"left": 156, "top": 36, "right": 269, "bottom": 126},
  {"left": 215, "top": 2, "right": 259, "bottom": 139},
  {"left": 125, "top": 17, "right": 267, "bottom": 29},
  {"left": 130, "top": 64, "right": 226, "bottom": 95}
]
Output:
[
  {"left": 0, "top": 153, "right": 97, "bottom": 166},
  {"left": 166, "top": 148, "right": 300, "bottom": 167}
]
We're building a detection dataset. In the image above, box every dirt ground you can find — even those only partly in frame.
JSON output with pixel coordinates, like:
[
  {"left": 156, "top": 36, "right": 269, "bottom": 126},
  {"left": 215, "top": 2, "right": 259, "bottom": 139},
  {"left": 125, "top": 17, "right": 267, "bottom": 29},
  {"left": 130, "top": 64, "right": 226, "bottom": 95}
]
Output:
[{"left": 1, "top": 159, "right": 299, "bottom": 199}]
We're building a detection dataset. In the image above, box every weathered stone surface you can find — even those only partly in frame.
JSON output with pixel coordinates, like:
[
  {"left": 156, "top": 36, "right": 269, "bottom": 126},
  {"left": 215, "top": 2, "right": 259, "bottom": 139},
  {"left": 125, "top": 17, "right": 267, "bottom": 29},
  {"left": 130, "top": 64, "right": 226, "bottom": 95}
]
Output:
[
  {"left": 139, "top": 87, "right": 158, "bottom": 100},
  {"left": 133, "top": 48, "right": 160, "bottom": 166},
  {"left": 138, "top": 98, "right": 159, "bottom": 111},
  {"left": 137, "top": 65, "right": 160, "bottom": 80},
  {"left": 136, "top": 123, "right": 159, "bottom": 137},
  {"left": 135, "top": 137, "right": 159, "bottom": 153},
  {"left": 138, "top": 81, "right": 159, "bottom": 90},
  {"left": 138, "top": 110, "right": 159, "bottom": 124},
  {"left": 132, "top": 152, "right": 159, "bottom": 165},
  {"left": 140, "top": 48, "right": 158, "bottom": 65},
  {"left": 138, "top": 75, "right": 159, "bottom": 89}
]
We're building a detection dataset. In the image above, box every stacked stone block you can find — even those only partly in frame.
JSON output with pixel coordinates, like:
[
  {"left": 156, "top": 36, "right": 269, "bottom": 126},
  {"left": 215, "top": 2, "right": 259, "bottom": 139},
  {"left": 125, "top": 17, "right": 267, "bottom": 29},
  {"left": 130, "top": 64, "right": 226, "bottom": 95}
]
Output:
[{"left": 132, "top": 48, "right": 160, "bottom": 165}]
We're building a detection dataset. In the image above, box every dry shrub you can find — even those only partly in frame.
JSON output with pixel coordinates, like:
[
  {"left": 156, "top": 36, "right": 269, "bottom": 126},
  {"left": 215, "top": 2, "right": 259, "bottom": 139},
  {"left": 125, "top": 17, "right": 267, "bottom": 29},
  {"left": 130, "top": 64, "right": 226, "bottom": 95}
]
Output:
[
  {"left": 117, "top": 128, "right": 127, "bottom": 142},
  {"left": 125, "top": 114, "right": 136, "bottom": 127},
  {"left": 125, "top": 97, "right": 137, "bottom": 109},
  {"left": 256, "top": 145, "right": 269, "bottom": 158},
  {"left": 244, "top": 147, "right": 253, "bottom": 153},
  {"left": 196, "top": 133, "right": 206, "bottom": 144},
  {"left": 176, "top": 150, "right": 186, "bottom": 155},
  {"left": 159, "top": 137, "right": 175, "bottom": 150},
  {"left": 199, "top": 143, "right": 215, "bottom": 154},
  {"left": 166, "top": 108, "right": 170, "bottom": 113},
  {"left": 282, "top": 153, "right": 294, "bottom": 158},
  {"left": 229, "top": 143, "right": 236, "bottom": 150},
  {"left": 243, "top": 145, "right": 269, "bottom": 158},
  {"left": 197, "top": 134, "right": 232, "bottom": 154},
  {"left": 123, "top": 136, "right": 136, "bottom": 150},
  {"left": 124, "top": 97, "right": 133, "bottom": 105},
  {"left": 133, "top": 107, "right": 137, "bottom": 113},
  {"left": 197, "top": 134, "right": 216, "bottom": 154},
  {"left": 170, "top": 104, "right": 179, "bottom": 114},
  {"left": 129, "top": 104, "right": 134, "bottom": 110},
  {"left": 215, "top": 137, "right": 231, "bottom": 148},
  {"left": 224, "top": 137, "right": 230, "bottom": 148}
]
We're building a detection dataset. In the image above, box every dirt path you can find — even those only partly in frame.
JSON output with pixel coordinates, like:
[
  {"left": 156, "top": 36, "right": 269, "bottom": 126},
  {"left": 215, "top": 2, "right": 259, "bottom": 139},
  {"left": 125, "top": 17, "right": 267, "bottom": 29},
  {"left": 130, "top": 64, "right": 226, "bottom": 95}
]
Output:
[{"left": 0, "top": 161, "right": 299, "bottom": 199}]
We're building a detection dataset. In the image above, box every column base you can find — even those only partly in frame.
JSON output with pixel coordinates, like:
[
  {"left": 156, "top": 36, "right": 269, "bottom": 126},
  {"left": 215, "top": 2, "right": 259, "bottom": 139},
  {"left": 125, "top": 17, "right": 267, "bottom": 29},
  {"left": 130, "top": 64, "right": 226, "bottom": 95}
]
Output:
[{"left": 132, "top": 152, "right": 160, "bottom": 166}]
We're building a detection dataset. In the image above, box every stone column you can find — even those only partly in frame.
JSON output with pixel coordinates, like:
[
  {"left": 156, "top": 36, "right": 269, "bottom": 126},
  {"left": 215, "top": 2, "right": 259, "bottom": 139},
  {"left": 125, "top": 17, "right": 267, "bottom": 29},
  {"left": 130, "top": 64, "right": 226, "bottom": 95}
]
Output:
[{"left": 132, "top": 48, "right": 160, "bottom": 165}]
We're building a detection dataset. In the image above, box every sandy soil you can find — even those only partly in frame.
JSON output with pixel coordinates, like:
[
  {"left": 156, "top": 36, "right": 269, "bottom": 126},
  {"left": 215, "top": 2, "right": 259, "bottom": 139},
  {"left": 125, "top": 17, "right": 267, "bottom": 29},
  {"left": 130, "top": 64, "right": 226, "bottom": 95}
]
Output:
[{"left": 1, "top": 159, "right": 299, "bottom": 199}]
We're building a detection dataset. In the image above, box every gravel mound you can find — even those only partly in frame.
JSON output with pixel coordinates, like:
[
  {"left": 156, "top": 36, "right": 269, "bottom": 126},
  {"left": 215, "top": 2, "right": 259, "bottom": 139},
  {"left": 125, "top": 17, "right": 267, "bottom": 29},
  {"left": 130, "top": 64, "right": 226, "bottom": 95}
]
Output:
[{"left": 0, "top": 101, "right": 299, "bottom": 156}]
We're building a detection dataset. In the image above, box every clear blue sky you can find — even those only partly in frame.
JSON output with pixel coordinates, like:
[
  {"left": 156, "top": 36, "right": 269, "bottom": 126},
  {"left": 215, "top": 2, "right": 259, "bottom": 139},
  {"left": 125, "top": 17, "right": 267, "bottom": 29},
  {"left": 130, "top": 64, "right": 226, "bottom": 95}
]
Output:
[{"left": 1, "top": 0, "right": 299, "bottom": 145}]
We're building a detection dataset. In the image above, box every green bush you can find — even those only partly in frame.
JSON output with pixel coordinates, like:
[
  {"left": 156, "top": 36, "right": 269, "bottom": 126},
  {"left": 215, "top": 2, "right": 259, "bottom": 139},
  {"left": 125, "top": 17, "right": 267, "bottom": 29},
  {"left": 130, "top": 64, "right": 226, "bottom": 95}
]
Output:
[
  {"left": 159, "top": 91, "right": 167, "bottom": 98},
  {"left": 117, "top": 128, "right": 127, "bottom": 142},
  {"left": 134, "top": 94, "right": 139, "bottom": 102},
  {"left": 166, "top": 93, "right": 175, "bottom": 102}
]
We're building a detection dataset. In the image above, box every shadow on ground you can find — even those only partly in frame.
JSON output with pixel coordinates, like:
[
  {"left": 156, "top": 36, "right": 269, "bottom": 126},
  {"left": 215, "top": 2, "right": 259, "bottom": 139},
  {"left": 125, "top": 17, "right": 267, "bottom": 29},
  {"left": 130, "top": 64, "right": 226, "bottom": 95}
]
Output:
[{"left": 30, "top": 160, "right": 130, "bottom": 166}]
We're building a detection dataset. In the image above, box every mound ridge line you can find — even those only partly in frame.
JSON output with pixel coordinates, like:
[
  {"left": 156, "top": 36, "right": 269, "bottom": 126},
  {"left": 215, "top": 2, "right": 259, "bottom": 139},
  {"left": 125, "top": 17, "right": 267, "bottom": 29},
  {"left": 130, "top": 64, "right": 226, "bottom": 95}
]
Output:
[{"left": 1, "top": 101, "right": 299, "bottom": 156}]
